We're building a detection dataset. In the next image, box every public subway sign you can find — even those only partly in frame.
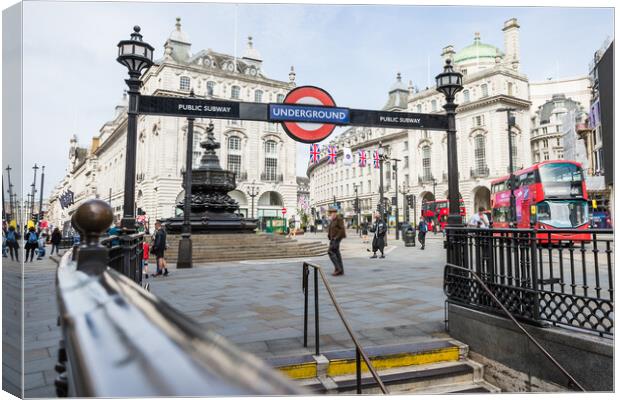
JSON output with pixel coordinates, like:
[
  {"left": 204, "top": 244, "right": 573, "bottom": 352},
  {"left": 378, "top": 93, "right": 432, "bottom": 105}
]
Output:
[
  {"left": 137, "top": 86, "right": 449, "bottom": 143},
  {"left": 138, "top": 95, "right": 240, "bottom": 118}
]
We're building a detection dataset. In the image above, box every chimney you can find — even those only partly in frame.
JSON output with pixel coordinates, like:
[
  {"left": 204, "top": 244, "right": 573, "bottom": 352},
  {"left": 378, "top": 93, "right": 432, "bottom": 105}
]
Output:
[{"left": 502, "top": 18, "right": 520, "bottom": 70}]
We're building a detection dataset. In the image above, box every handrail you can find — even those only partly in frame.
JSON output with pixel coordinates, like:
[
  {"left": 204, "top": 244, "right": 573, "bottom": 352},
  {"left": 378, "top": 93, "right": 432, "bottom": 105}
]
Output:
[
  {"left": 445, "top": 263, "right": 586, "bottom": 391},
  {"left": 303, "top": 262, "right": 389, "bottom": 394},
  {"left": 56, "top": 248, "right": 305, "bottom": 397}
]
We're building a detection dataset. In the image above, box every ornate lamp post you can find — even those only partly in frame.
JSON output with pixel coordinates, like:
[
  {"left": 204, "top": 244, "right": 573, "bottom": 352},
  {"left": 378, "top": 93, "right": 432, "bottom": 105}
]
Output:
[
  {"left": 435, "top": 59, "right": 464, "bottom": 227},
  {"left": 391, "top": 159, "right": 401, "bottom": 239},
  {"left": 30, "top": 164, "right": 39, "bottom": 223},
  {"left": 353, "top": 183, "right": 360, "bottom": 234},
  {"left": 247, "top": 181, "right": 259, "bottom": 219},
  {"left": 38, "top": 166, "right": 45, "bottom": 222},
  {"left": 377, "top": 141, "right": 390, "bottom": 223},
  {"left": 177, "top": 90, "right": 196, "bottom": 269},
  {"left": 116, "top": 26, "right": 154, "bottom": 232},
  {"left": 497, "top": 108, "right": 517, "bottom": 228}
]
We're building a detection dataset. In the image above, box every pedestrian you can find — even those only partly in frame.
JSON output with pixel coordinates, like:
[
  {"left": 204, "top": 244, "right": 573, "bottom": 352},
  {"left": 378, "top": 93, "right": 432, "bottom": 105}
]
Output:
[
  {"left": 107, "top": 222, "right": 122, "bottom": 246},
  {"left": 142, "top": 237, "right": 150, "bottom": 279},
  {"left": 50, "top": 227, "right": 62, "bottom": 255},
  {"left": 2, "top": 222, "right": 8, "bottom": 258},
  {"left": 24, "top": 227, "right": 39, "bottom": 262},
  {"left": 361, "top": 221, "right": 369, "bottom": 243},
  {"left": 36, "top": 233, "right": 47, "bottom": 260},
  {"left": 468, "top": 207, "right": 491, "bottom": 229},
  {"left": 369, "top": 212, "right": 387, "bottom": 258},
  {"left": 152, "top": 220, "right": 168, "bottom": 277},
  {"left": 327, "top": 207, "right": 346, "bottom": 276},
  {"left": 418, "top": 217, "right": 428, "bottom": 250},
  {"left": 5, "top": 225, "right": 19, "bottom": 261}
]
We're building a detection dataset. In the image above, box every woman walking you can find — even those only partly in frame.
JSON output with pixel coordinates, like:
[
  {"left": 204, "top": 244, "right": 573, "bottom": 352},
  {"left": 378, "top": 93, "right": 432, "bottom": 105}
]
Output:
[
  {"left": 24, "top": 227, "right": 39, "bottom": 262},
  {"left": 50, "top": 227, "right": 62, "bottom": 255}
]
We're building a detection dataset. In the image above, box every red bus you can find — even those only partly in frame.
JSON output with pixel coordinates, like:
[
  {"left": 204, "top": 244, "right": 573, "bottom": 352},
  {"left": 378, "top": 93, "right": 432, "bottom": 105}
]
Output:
[
  {"left": 421, "top": 199, "right": 466, "bottom": 231},
  {"left": 490, "top": 160, "right": 589, "bottom": 240}
]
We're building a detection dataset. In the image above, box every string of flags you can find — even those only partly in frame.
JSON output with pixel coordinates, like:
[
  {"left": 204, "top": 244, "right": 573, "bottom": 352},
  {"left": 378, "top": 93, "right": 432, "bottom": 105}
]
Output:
[{"left": 309, "top": 144, "right": 381, "bottom": 168}]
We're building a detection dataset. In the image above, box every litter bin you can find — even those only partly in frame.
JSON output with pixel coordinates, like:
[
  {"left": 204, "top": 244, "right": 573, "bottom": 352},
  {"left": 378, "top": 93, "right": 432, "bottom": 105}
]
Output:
[{"left": 403, "top": 227, "right": 416, "bottom": 247}]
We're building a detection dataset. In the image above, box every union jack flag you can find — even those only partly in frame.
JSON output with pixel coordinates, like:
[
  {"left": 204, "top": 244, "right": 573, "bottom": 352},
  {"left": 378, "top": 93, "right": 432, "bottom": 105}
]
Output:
[
  {"left": 373, "top": 150, "right": 380, "bottom": 168},
  {"left": 328, "top": 145, "right": 337, "bottom": 164},
  {"left": 358, "top": 150, "right": 367, "bottom": 167},
  {"left": 309, "top": 143, "right": 321, "bottom": 164}
]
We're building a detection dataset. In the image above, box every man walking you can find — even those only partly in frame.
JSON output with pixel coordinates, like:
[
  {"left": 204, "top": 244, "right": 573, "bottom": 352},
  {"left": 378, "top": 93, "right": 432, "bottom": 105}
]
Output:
[
  {"left": 152, "top": 221, "right": 169, "bottom": 277},
  {"left": 418, "top": 217, "right": 428, "bottom": 250},
  {"left": 327, "top": 207, "right": 346, "bottom": 276},
  {"left": 370, "top": 212, "right": 387, "bottom": 258}
]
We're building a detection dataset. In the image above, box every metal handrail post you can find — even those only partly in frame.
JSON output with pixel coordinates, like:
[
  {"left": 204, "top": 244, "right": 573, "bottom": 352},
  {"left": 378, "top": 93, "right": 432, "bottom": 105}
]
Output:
[
  {"left": 446, "top": 263, "right": 585, "bottom": 391},
  {"left": 314, "top": 267, "right": 320, "bottom": 356},
  {"left": 303, "top": 264, "right": 309, "bottom": 348},
  {"left": 355, "top": 347, "right": 362, "bottom": 394}
]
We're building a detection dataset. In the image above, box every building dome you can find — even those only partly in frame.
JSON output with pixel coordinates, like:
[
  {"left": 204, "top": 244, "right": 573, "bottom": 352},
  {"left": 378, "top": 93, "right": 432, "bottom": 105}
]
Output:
[{"left": 453, "top": 33, "right": 503, "bottom": 64}]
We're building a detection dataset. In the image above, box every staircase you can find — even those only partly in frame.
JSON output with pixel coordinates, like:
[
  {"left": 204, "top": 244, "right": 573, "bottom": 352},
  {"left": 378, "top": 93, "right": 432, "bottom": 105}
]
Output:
[
  {"left": 267, "top": 339, "right": 500, "bottom": 394},
  {"left": 152, "top": 233, "right": 328, "bottom": 263}
]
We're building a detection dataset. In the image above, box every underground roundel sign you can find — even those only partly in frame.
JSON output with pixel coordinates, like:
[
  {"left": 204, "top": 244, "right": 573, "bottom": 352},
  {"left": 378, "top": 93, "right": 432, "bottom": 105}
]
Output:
[{"left": 269, "top": 86, "right": 349, "bottom": 143}]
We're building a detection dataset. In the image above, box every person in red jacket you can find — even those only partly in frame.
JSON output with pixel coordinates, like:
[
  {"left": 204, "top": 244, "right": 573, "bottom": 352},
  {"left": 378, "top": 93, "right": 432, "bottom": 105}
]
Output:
[{"left": 142, "top": 238, "right": 150, "bottom": 279}]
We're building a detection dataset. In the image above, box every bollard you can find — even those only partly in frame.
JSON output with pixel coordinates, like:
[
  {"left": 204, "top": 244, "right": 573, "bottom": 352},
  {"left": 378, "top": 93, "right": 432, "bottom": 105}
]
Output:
[{"left": 72, "top": 199, "right": 114, "bottom": 275}]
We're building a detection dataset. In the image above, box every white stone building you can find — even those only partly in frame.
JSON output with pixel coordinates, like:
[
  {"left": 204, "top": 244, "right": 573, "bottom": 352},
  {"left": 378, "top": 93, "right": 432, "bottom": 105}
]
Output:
[
  {"left": 308, "top": 18, "right": 533, "bottom": 223},
  {"left": 49, "top": 19, "right": 299, "bottom": 230}
]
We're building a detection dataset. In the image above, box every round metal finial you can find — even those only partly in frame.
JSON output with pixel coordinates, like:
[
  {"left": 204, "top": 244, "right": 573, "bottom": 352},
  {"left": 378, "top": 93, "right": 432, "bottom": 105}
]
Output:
[
  {"left": 133, "top": 25, "right": 141, "bottom": 33},
  {"left": 445, "top": 59, "right": 452, "bottom": 66},
  {"left": 73, "top": 199, "right": 114, "bottom": 245}
]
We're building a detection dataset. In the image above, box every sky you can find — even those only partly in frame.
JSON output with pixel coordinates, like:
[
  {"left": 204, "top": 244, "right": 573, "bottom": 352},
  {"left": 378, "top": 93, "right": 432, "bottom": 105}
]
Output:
[{"left": 16, "top": 1, "right": 614, "bottom": 197}]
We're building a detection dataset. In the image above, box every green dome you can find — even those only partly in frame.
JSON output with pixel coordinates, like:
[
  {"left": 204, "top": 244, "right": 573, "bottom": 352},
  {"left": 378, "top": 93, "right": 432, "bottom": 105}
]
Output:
[{"left": 453, "top": 34, "right": 503, "bottom": 63}]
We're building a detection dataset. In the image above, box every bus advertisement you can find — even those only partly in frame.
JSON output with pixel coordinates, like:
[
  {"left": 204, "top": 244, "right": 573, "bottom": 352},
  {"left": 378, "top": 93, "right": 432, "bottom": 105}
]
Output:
[{"left": 490, "top": 160, "right": 590, "bottom": 241}]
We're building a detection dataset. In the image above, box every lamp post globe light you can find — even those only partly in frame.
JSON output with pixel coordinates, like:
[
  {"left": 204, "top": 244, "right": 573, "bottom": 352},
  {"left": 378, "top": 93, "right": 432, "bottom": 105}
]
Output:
[
  {"left": 117, "top": 26, "right": 154, "bottom": 232},
  {"left": 435, "top": 59, "right": 464, "bottom": 227}
]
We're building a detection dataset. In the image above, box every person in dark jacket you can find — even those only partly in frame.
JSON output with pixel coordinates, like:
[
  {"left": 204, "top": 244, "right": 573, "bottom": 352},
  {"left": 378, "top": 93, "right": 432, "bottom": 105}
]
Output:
[
  {"left": 50, "top": 227, "right": 62, "bottom": 255},
  {"left": 327, "top": 207, "right": 346, "bottom": 276},
  {"left": 5, "top": 225, "right": 19, "bottom": 261},
  {"left": 369, "top": 212, "right": 387, "bottom": 258},
  {"left": 24, "top": 227, "right": 38, "bottom": 262},
  {"left": 152, "top": 221, "right": 168, "bottom": 277},
  {"left": 418, "top": 217, "right": 428, "bottom": 250}
]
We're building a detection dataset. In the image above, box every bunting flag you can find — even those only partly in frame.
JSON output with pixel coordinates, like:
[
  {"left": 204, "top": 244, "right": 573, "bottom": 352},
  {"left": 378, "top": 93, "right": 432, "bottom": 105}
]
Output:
[
  {"left": 309, "top": 143, "right": 321, "bottom": 164},
  {"left": 358, "top": 150, "right": 367, "bottom": 167},
  {"left": 373, "top": 150, "right": 380, "bottom": 168},
  {"left": 343, "top": 147, "right": 353, "bottom": 166},
  {"left": 328, "top": 145, "right": 337, "bottom": 164}
]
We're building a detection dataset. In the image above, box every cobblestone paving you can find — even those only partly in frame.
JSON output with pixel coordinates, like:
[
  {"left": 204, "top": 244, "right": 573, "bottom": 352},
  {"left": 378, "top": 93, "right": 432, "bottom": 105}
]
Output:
[
  {"left": 149, "top": 231, "right": 449, "bottom": 359},
  {"left": 2, "top": 257, "right": 22, "bottom": 398}
]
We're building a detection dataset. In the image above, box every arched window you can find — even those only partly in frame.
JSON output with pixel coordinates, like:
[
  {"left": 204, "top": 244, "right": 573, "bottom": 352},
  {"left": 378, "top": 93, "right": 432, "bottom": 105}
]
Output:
[
  {"left": 206, "top": 81, "right": 216, "bottom": 96},
  {"left": 463, "top": 90, "right": 470, "bottom": 103},
  {"left": 179, "top": 76, "right": 191, "bottom": 91},
  {"left": 474, "top": 135, "right": 486, "bottom": 174},
  {"left": 263, "top": 140, "right": 278, "bottom": 181},
  {"left": 231, "top": 85, "right": 241, "bottom": 99},
  {"left": 422, "top": 146, "right": 432, "bottom": 181},
  {"left": 481, "top": 84, "right": 489, "bottom": 97},
  {"left": 254, "top": 90, "right": 263, "bottom": 102},
  {"left": 227, "top": 136, "right": 242, "bottom": 176}
]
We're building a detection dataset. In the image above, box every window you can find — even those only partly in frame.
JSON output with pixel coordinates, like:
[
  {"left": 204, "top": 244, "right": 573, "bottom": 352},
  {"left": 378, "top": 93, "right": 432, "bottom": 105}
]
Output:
[
  {"left": 463, "top": 90, "right": 470, "bottom": 102},
  {"left": 277, "top": 94, "right": 285, "bottom": 103},
  {"left": 206, "top": 81, "right": 215, "bottom": 96},
  {"left": 544, "top": 152, "right": 549, "bottom": 161},
  {"left": 255, "top": 90, "right": 263, "bottom": 102},
  {"left": 404, "top": 156, "right": 409, "bottom": 168},
  {"left": 461, "top": 69, "right": 468, "bottom": 76},
  {"left": 227, "top": 154, "right": 241, "bottom": 176},
  {"left": 416, "top": 104, "right": 422, "bottom": 112},
  {"left": 474, "top": 135, "right": 486, "bottom": 172},
  {"left": 264, "top": 140, "right": 278, "bottom": 180},
  {"left": 481, "top": 84, "right": 488, "bottom": 97},
  {"left": 228, "top": 136, "right": 241, "bottom": 151},
  {"left": 542, "top": 127, "right": 548, "bottom": 134},
  {"left": 431, "top": 100, "right": 437, "bottom": 111},
  {"left": 543, "top": 139, "right": 548, "bottom": 148},
  {"left": 179, "top": 76, "right": 191, "bottom": 91},
  {"left": 231, "top": 85, "right": 241, "bottom": 99},
  {"left": 507, "top": 82, "right": 513, "bottom": 96},
  {"left": 473, "top": 115, "right": 484, "bottom": 127},
  {"left": 422, "top": 146, "right": 432, "bottom": 181},
  {"left": 403, "top": 141, "right": 408, "bottom": 151},
  {"left": 557, "top": 151, "right": 564, "bottom": 159}
]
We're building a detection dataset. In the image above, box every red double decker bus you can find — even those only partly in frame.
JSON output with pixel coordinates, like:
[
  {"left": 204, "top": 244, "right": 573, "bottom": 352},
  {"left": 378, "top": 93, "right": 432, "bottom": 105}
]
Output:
[
  {"left": 490, "top": 160, "right": 589, "bottom": 240},
  {"left": 421, "top": 199, "right": 466, "bottom": 231}
]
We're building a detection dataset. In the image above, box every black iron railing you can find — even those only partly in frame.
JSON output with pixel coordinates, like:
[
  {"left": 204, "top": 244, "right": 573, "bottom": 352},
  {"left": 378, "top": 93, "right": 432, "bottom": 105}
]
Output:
[
  {"left": 302, "top": 262, "right": 388, "bottom": 394},
  {"left": 444, "top": 227, "right": 614, "bottom": 336},
  {"left": 101, "top": 233, "right": 144, "bottom": 285},
  {"left": 470, "top": 166, "right": 489, "bottom": 178},
  {"left": 260, "top": 172, "right": 283, "bottom": 182},
  {"left": 55, "top": 199, "right": 304, "bottom": 397}
]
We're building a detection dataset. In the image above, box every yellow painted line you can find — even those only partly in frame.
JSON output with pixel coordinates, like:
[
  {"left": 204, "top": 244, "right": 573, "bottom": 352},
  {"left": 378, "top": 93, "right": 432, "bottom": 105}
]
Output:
[
  {"left": 277, "top": 363, "right": 317, "bottom": 380},
  {"left": 327, "top": 347, "right": 460, "bottom": 377}
]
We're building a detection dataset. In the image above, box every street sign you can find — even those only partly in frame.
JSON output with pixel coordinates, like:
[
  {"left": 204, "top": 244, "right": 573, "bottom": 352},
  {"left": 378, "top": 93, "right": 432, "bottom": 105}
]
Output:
[
  {"left": 275, "top": 86, "right": 341, "bottom": 143},
  {"left": 349, "top": 109, "right": 448, "bottom": 130},
  {"left": 139, "top": 95, "right": 240, "bottom": 119},
  {"left": 282, "top": 207, "right": 287, "bottom": 215}
]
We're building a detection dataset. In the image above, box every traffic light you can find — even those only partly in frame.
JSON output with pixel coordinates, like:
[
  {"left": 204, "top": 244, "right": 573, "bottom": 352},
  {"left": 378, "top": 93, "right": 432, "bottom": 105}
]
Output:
[
  {"left": 406, "top": 195, "right": 414, "bottom": 208},
  {"left": 391, "top": 196, "right": 397, "bottom": 206}
]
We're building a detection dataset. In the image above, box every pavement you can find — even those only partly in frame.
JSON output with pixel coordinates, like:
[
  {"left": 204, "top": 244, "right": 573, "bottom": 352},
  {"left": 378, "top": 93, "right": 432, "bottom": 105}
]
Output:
[{"left": 147, "top": 230, "right": 450, "bottom": 359}]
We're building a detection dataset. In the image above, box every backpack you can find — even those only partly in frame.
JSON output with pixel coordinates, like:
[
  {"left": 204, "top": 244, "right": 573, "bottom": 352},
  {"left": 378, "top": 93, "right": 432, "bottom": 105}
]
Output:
[
  {"left": 6, "top": 230, "right": 16, "bottom": 242},
  {"left": 27, "top": 232, "right": 39, "bottom": 244},
  {"left": 419, "top": 221, "right": 428, "bottom": 233}
]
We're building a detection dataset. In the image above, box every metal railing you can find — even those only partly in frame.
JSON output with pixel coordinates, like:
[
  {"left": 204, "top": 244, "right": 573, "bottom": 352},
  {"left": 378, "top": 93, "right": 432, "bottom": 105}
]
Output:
[
  {"left": 302, "top": 262, "right": 389, "bottom": 394},
  {"left": 444, "top": 263, "right": 586, "bottom": 391},
  {"left": 55, "top": 199, "right": 304, "bottom": 397},
  {"left": 470, "top": 166, "right": 490, "bottom": 178},
  {"left": 260, "top": 172, "right": 283, "bottom": 182},
  {"left": 444, "top": 227, "right": 614, "bottom": 336},
  {"left": 101, "top": 233, "right": 144, "bottom": 285}
]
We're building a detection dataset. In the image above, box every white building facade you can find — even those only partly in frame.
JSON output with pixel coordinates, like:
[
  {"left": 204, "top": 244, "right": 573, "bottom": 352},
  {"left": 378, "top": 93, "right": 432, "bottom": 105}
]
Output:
[
  {"left": 308, "top": 18, "right": 533, "bottom": 223},
  {"left": 49, "top": 19, "right": 299, "bottom": 230}
]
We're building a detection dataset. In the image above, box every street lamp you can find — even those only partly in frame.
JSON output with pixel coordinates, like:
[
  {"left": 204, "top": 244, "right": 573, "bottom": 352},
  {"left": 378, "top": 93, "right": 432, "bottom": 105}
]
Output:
[
  {"left": 247, "top": 181, "right": 259, "bottom": 219},
  {"left": 398, "top": 182, "right": 409, "bottom": 223},
  {"left": 435, "top": 59, "right": 464, "bottom": 227},
  {"left": 391, "top": 159, "right": 401, "bottom": 239},
  {"left": 353, "top": 183, "right": 360, "bottom": 234},
  {"left": 377, "top": 141, "right": 390, "bottom": 223},
  {"left": 177, "top": 90, "right": 196, "bottom": 269},
  {"left": 117, "top": 26, "right": 154, "bottom": 232},
  {"left": 497, "top": 108, "right": 517, "bottom": 228}
]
